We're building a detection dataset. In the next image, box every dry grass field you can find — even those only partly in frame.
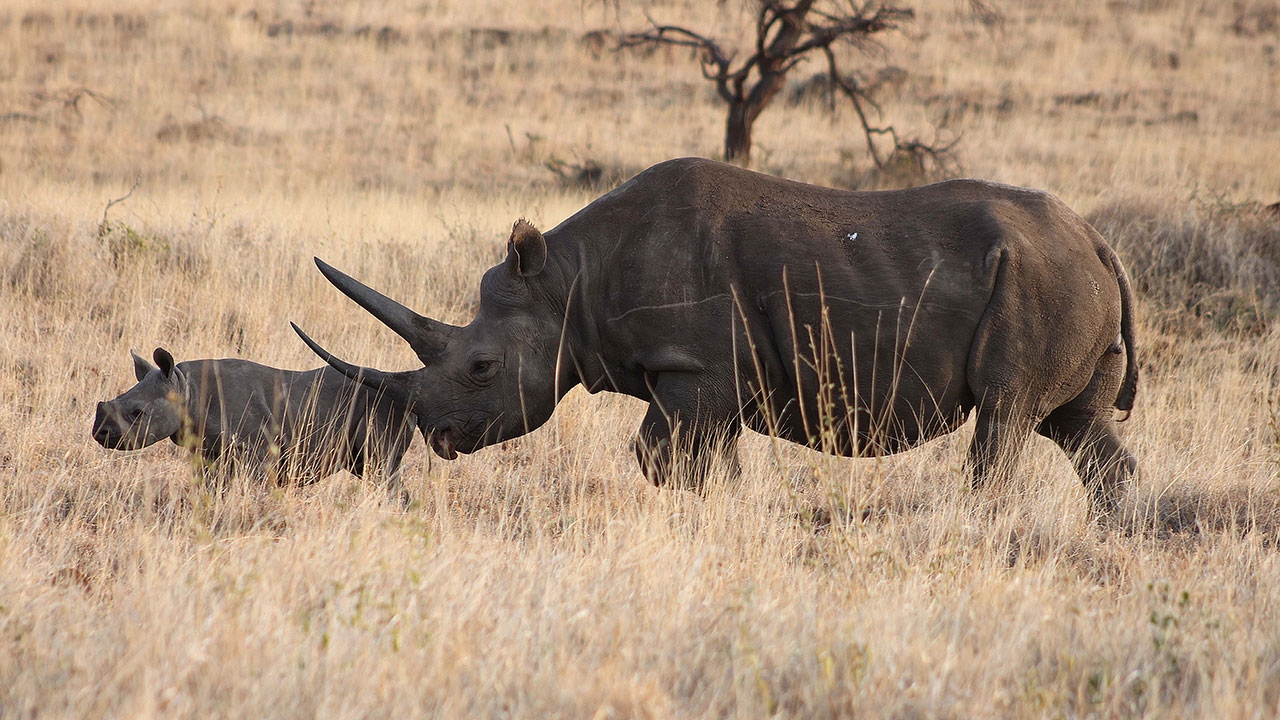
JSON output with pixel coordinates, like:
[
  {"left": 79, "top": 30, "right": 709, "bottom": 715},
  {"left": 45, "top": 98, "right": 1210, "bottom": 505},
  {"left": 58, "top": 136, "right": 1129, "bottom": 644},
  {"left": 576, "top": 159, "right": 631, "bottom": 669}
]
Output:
[{"left": 2, "top": 0, "right": 1280, "bottom": 716}]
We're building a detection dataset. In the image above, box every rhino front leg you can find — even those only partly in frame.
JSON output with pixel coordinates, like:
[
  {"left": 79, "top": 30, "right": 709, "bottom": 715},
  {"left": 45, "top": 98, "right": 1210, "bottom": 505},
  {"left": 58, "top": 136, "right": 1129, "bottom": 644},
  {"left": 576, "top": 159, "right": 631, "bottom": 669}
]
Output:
[
  {"left": 346, "top": 422, "right": 413, "bottom": 506},
  {"left": 377, "top": 443, "right": 414, "bottom": 507},
  {"left": 634, "top": 373, "right": 742, "bottom": 491}
]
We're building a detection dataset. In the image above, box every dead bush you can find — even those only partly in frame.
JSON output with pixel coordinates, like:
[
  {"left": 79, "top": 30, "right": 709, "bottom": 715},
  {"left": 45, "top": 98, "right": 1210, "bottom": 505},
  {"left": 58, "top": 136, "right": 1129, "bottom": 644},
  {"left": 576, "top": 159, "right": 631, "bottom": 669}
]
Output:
[
  {"left": 1088, "top": 196, "right": 1280, "bottom": 334},
  {"left": 1, "top": 210, "right": 113, "bottom": 305}
]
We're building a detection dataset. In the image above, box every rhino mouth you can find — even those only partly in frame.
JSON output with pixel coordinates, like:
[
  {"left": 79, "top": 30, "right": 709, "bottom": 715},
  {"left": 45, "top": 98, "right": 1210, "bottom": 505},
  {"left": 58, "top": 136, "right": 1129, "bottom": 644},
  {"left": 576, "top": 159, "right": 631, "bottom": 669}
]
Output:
[
  {"left": 93, "top": 404, "right": 136, "bottom": 450},
  {"left": 92, "top": 421, "right": 145, "bottom": 450},
  {"left": 93, "top": 426, "right": 146, "bottom": 451},
  {"left": 427, "top": 417, "right": 505, "bottom": 460},
  {"left": 92, "top": 427, "right": 122, "bottom": 449},
  {"left": 429, "top": 428, "right": 460, "bottom": 460}
]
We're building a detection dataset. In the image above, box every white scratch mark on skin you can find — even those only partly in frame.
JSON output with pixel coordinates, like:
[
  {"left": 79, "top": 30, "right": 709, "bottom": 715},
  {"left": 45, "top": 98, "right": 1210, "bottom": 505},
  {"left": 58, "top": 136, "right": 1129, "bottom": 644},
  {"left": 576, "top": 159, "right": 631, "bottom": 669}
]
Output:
[{"left": 606, "top": 294, "right": 732, "bottom": 324}]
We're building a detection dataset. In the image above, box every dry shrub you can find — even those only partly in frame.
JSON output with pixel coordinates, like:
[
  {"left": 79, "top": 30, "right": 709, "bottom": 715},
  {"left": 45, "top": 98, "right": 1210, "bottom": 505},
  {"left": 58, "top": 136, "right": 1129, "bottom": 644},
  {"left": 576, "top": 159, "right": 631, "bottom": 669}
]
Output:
[
  {"left": 0, "top": 206, "right": 216, "bottom": 316},
  {"left": 0, "top": 210, "right": 113, "bottom": 305},
  {"left": 98, "top": 221, "right": 209, "bottom": 280},
  {"left": 1089, "top": 196, "right": 1280, "bottom": 334}
]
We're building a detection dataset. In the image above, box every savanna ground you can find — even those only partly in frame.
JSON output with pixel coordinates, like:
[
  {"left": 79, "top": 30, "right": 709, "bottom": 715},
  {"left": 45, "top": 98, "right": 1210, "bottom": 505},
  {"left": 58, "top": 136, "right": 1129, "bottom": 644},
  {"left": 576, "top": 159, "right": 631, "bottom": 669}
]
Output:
[{"left": 2, "top": 0, "right": 1280, "bottom": 716}]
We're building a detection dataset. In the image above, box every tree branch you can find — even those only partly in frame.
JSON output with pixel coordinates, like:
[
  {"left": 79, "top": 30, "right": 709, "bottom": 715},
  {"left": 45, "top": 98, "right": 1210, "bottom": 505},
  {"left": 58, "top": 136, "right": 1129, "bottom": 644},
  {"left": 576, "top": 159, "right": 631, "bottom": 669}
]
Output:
[
  {"left": 785, "top": 5, "right": 913, "bottom": 58},
  {"left": 822, "top": 45, "right": 958, "bottom": 176},
  {"left": 100, "top": 176, "right": 141, "bottom": 234},
  {"left": 620, "top": 19, "right": 747, "bottom": 102}
]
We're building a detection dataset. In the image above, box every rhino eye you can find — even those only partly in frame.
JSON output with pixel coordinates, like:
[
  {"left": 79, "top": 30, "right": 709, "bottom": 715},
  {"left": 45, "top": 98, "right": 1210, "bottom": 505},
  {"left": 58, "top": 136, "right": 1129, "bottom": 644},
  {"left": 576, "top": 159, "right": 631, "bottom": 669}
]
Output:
[{"left": 469, "top": 359, "right": 499, "bottom": 380}]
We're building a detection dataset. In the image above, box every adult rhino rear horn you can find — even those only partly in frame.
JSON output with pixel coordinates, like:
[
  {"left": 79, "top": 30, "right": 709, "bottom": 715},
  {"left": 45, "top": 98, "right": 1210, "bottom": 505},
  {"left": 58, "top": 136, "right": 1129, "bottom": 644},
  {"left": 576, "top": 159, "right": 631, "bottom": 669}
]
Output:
[{"left": 290, "top": 322, "right": 417, "bottom": 413}]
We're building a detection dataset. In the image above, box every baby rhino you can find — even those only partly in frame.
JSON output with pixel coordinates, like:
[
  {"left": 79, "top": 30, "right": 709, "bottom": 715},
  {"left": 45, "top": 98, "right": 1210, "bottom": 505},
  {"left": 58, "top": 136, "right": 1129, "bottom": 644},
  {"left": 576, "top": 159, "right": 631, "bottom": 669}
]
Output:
[{"left": 92, "top": 347, "right": 416, "bottom": 489}]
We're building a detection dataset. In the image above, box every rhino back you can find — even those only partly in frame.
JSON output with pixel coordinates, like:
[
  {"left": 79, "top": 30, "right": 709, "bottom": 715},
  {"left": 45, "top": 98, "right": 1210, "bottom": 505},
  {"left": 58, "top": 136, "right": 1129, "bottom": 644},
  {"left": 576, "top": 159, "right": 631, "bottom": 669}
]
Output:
[
  {"left": 284, "top": 367, "right": 416, "bottom": 466},
  {"left": 297, "top": 367, "right": 412, "bottom": 433},
  {"left": 183, "top": 360, "right": 409, "bottom": 474},
  {"left": 581, "top": 164, "right": 999, "bottom": 372},
  {"left": 179, "top": 359, "right": 290, "bottom": 446}
]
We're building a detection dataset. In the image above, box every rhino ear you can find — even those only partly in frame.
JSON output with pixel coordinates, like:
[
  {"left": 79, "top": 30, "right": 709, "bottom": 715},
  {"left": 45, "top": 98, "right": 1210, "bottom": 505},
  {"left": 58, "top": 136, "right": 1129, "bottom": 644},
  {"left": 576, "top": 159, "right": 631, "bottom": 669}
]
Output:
[
  {"left": 507, "top": 219, "right": 546, "bottom": 277},
  {"left": 131, "top": 350, "right": 158, "bottom": 381},
  {"left": 153, "top": 347, "right": 176, "bottom": 379}
]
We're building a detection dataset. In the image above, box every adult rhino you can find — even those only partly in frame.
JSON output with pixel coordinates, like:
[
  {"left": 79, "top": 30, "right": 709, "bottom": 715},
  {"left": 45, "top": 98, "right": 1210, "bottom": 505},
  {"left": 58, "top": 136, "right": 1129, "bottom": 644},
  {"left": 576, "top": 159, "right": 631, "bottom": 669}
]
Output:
[
  {"left": 92, "top": 348, "right": 416, "bottom": 492},
  {"left": 294, "top": 157, "right": 1138, "bottom": 511}
]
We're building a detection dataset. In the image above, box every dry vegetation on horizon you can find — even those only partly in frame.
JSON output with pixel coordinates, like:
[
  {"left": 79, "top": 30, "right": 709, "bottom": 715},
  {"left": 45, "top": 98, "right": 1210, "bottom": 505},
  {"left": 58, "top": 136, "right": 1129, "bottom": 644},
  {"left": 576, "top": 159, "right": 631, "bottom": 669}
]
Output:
[{"left": 2, "top": 0, "right": 1280, "bottom": 717}]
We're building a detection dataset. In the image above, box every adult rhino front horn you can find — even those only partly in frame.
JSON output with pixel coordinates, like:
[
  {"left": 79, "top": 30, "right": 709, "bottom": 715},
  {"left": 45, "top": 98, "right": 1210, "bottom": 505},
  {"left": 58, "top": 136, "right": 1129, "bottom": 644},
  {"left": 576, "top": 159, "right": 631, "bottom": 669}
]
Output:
[{"left": 294, "top": 157, "right": 1138, "bottom": 512}]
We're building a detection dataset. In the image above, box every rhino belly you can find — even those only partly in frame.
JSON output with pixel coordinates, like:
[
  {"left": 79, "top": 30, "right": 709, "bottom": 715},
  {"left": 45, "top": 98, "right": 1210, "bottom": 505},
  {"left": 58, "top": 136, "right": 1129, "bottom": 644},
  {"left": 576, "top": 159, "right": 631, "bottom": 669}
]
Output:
[
  {"left": 747, "top": 371, "right": 974, "bottom": 457},
  {"left": 753, "top": 276, "right": 982, "bottom": 456}
]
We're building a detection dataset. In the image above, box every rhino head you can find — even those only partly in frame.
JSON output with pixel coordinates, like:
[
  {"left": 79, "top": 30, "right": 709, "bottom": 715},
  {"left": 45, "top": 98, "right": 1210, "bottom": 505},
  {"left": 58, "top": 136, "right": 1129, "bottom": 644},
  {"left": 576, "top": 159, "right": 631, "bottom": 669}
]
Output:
[
  {"left": 92, "top": 347, "right": 186, "bottom": 450},
  {"left": 294, "top": 220, "right": 571, "bottom": 459}
]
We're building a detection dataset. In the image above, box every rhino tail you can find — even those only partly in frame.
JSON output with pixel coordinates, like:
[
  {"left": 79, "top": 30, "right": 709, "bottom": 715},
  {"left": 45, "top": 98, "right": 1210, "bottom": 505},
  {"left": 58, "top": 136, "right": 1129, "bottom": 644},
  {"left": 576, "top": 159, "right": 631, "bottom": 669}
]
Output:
[{"left": 1108, "top": 246, "right": 1139, "bottom": 422}]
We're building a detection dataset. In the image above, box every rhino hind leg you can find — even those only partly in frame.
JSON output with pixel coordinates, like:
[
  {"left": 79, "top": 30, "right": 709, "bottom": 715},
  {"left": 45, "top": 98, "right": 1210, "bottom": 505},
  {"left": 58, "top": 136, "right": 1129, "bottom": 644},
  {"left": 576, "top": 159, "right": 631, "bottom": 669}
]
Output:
[
  {"left": 1039, "top": 416, "right": 1135, "bottom": 515},
  {"left": 634, "top": 373, "right": 742, "bottom": 491},
  {"left": 367, "top": 433, "right": 415, "bottom": 506},
  {"left": 1037, "top": 352, "right": 1137, "bottom": 515},
  {"left": 348, "top": 447, "right": 366, "bottom": 477}
]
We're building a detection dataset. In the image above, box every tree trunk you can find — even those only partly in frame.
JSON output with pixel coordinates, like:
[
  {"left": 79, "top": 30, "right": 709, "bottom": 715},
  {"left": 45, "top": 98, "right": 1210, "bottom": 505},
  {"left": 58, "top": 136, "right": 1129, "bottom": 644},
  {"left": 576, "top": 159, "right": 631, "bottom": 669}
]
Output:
[
  {"left": 725, "top": 101, "right": 753, "bottom": 164},
  {"left": 722, "top": 0, "right": 816, "bottom": 165}
]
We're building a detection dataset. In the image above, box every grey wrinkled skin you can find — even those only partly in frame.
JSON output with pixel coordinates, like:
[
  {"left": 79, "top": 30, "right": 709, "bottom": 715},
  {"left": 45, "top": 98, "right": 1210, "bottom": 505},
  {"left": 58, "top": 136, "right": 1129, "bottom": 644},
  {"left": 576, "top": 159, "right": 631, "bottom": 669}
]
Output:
[
  {"left": 92, "top": 347, "right": 417, "bottom": 493},
  {"left": 295, "top": 157, "right": 1139, "bottom": 513}
]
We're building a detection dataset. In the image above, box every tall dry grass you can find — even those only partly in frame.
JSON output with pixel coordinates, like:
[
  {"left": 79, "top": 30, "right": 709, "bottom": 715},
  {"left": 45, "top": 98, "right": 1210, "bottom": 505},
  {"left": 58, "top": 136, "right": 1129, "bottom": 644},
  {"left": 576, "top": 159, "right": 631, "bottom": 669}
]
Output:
[{"left": 2, "top": 0, "right": 1280, "bottom": 717}]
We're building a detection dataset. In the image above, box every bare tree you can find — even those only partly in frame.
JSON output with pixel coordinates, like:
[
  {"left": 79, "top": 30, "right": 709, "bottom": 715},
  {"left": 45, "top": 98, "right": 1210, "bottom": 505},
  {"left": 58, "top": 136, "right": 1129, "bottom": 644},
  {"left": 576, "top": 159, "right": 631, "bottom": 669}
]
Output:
[{"left": 620, "top": 1, "right": 954, "bottom": 171}]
